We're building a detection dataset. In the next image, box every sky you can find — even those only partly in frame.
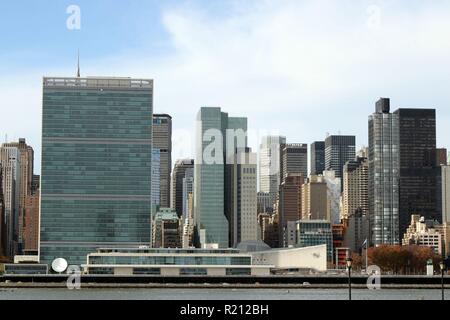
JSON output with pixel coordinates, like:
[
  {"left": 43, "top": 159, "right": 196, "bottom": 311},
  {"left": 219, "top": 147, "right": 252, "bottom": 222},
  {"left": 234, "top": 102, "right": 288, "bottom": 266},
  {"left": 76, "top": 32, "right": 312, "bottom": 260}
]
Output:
[{"left": 1, "top": 0, "right": 450, "bottom": 174}]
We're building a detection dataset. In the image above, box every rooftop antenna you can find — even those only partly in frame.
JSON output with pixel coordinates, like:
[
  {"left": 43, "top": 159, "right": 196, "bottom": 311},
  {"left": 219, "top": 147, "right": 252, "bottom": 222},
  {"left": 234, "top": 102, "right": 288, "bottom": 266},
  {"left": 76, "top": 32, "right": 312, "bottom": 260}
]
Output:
[{"left": 77, "top": 50, "right": 80, "bottom": 78}]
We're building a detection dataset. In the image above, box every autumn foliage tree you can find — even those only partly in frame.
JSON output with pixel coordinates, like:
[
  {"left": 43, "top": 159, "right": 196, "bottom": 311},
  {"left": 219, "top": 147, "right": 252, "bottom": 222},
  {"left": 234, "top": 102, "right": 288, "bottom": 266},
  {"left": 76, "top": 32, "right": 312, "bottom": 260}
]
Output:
[{"left": 363, "top": 245, "right": 440, "bottom": 275}]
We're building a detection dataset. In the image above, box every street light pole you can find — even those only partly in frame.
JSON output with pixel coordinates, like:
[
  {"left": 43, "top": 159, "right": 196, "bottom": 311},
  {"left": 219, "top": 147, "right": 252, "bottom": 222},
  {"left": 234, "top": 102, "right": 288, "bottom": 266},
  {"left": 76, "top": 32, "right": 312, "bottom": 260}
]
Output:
[
  {"left": 347, "top": 258, "right": 353, "bottom": 301},
  {"left": 440, "top": 261, "right": 445, "bottom": 301}
]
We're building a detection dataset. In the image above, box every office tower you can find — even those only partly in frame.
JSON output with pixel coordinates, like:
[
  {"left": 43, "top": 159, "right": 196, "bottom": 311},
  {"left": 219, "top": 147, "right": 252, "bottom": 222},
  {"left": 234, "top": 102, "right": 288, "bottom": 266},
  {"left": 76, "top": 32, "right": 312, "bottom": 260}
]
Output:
[
  {"left": 195, "top": 107, "right": 247, "bottom": 248},
  {"left": 295, "top": 220, "right": 333, "bottom": 261},
  {"left": 324, "top": 135, "right": 356, "bottom": 187},
  {"left": 342, "top": 153, "right": 369, "bottom": 220},
  {"left": 323, "top": 170, "right": 341, "bottom": 224},
  {"left": 40, "top": 76, "right": 153, "bottom": 265},
  {"left": 301, "top": 175, "right": 329, "bottom": 221},
  {"left": 344, "top": 209, "right": 370, "bottom": 254},
  {"left": 311, "top": 141, "right": 325, "bottom": 175},
  {"left": 259, "top": 136, "right": 286, "bottom": 202},
  {"left": 153, "top": 114, "right": 172, "bottom": 208},
  {"left": 151, "top": 148, "right": 161, "bottom": 206},
  {"left": 257, "top": 192, "right": 273, "bottom": 214},
  {"left": 437, "top": 148, "right": 448, "bottom": 166},
  {"left": 171, "top": 159, "right": 194, "bottom": 217},
  {"left": 278, "top": 174, "right": 304, "bottom": 247},
  {"left": 151, "top": 208, "right": 181, "bottom": 248},
  {"left": 0, "top": 164, "right": 4, "bottom": 256},
  {"left": 1, "top": 138, "right": 34, "bottom": 254},
  {"left": 369, "top": 98, "right": 400, "bottom": 245},
  {"left": 394, "top": 108, "right": 440, "bottom": 237},
  {"left": 258, "top": 213, "right": 279, "bottom": 248},
  {"left": 230, "top": 149, "right": 258, "bottom": 247},
  {"left": 280, "top": 144, "right": 308, "bottom": 185},
  {"left": 182, "top": 167, "right": 194, "bottom": 219},
  {"left": 0, "top": 145, "right": 21, "bottom": 257},
  {"left": 442, "top": 166, "right": 450, "bottom": 223}
]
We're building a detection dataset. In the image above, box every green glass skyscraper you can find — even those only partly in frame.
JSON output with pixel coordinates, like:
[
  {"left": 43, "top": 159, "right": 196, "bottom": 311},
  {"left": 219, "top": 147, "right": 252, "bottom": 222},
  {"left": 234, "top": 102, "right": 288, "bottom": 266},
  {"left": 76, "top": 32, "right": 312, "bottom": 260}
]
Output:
[
  {"left": 40, "top": 77, "right": 153, "bottom": 265},
  {"left": 194, "top": 107, "right": 247, "bottom": 248}
]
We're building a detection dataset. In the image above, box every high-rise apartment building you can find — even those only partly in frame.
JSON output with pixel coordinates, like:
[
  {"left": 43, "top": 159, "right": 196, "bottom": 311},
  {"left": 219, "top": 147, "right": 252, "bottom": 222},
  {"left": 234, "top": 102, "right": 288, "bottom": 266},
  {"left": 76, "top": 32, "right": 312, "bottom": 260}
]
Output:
[
  {"left": 368, "top": 98, "right": 400, "bottom": 245},
  {"left": 311, "top": 141, "right": 325, "bottom": 175},
  {"left": 171, "top": 159, "right": 194, "bottom": 217},
  {"left": 195, "top": 107, "right": 248, "bottom": 248},
  {"left": 40, "top": 77, "right": 153, "bottom": 265},
  {"left": 324, "top": 135, "right": 356, "bottom": 186},
  {"left": 342, "top": 153, "right": 369, "bottom": 220},
  {"left": 153, "top": 114, "right": 172, "bottom": 208},
  {"left": 23, "top": 188, "right": 39, "bottom": 252},
  {"left": 301, "top": 175, "right": 329, "bottom": 221},
  {"left": 280, "top": 143, "right": 308, "bottom": 185},
  {"left": 259, "top": 136, "right": 286, "bottom": 202},
  {"left": 394, "top": 108, "right": 441, "bottom": 237},
  {"left": 230, "top": 149, "right": 258, "bottom": 247}
]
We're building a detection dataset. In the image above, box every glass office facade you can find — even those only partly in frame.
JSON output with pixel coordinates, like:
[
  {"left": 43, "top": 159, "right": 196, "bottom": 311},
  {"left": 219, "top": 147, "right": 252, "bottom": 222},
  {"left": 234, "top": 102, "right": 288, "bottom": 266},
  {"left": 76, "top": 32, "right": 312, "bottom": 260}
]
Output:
[
  {"left": 194, "top": 107, "right": 248, "bottom": 248},
  {"left": 40, "top": 77, "right": 153, "bottom": 265},
  {"left": 296, "top": 220, "right": 333, "bottom": 261}
]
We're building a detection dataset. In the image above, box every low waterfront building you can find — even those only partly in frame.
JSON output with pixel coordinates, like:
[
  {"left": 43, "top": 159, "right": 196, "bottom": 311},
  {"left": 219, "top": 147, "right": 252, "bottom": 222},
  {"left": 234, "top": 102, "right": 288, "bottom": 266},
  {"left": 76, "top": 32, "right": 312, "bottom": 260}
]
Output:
[{"left": 81, "top": 244, "right": 328, "bottom": 276}]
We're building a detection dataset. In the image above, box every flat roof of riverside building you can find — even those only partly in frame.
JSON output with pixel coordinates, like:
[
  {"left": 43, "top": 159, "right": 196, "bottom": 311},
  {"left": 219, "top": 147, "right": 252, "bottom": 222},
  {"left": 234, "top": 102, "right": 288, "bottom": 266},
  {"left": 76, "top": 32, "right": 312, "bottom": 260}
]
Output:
[{"left": 43, "top": 77, "right": 153, "bottom": 89}]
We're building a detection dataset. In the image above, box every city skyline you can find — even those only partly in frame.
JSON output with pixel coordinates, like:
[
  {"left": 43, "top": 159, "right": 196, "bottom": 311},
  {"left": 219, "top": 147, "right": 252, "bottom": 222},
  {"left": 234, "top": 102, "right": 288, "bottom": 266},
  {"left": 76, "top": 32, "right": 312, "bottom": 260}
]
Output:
[{"left": 2, "top": 1, "right": 450, "bottom": 174}]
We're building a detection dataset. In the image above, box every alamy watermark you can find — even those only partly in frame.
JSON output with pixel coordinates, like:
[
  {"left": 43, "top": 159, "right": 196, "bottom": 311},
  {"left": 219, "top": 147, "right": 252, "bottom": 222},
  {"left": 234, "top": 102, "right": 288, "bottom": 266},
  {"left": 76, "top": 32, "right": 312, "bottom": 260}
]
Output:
[{"left": 66, "top": 5, "right": 81, "bottom": 30}]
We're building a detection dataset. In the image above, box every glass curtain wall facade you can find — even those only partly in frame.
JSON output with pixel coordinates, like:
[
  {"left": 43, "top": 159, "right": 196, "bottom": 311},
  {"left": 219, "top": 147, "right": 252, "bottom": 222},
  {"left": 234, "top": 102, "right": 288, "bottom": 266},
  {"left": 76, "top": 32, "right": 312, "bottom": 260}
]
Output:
[
  {"left": 195, "top": 107, "right": 247, "bottom": 248},
  {"left": 40, "top": 77, "right": 153, "bottom": 265},
  {"left": 368, "top": 98, "right": 400, "bottom": 245}
]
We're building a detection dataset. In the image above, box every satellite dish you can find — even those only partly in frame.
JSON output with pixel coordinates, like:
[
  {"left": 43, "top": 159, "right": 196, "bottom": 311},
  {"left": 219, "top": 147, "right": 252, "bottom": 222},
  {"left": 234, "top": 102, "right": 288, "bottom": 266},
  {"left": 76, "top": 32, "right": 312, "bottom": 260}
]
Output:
[{"left": 51, "top": 258, "right": 68, "bottom": 273}]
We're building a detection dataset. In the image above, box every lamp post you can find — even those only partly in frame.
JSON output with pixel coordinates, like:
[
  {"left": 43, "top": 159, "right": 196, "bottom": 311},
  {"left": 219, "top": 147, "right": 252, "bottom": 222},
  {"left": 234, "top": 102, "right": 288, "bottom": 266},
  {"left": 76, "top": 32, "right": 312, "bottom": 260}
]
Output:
[
  {"left": 440, "top": 261, "right": 445, "bottom": 301},
  {"left": 347, "top": 258, "right": 353, "bottom": 301}
]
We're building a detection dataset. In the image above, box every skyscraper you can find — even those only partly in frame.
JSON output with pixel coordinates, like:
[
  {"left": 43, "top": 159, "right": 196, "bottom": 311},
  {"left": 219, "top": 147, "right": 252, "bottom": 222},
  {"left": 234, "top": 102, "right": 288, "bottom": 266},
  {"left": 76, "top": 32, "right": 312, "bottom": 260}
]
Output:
[
  {"left": 323, "top": 170, "right": 341, "bottom": 224},
  {"left": 230, "top": 149, "right": 258, "bottom": 247},
  {"left": 1, "top": 138, "right": 34, "bottom": 255},
  {"left": 151, "top": 148, "right": 161, "bottom": 211},
  {"left": 0, "top": 164, "right": 4, "bottom": 257},
  {"left": 301, "top": 175, "right": 329, "bottom": 221},
  {"left": 442, "top": 166, "right": 450, "bottom": 223},
  {"left": 311, "top": 141, "right": 325, "bottom": 175},
  {"left": 171, "top": 159, "right": 194, "bottom": 217},
  {"left": 342, "top": 151, "right": 369, "bottom": 219},
  {"left": 182, "top": 167, "right": 194, "bottom": 219},
  {"left": 0, "top": 145, "right": 21, "bottom": 257},
  {"left": 40, "top": 76, "right": 153, "bottom": 265},
  {"left": 324, "top": 135, "right": 356, "bottom": 186},
  {"left": 280, "top": 143, "right": 308, "bottom": 185},
  {"left": 194, "top": 107, "right": 247, "bottom": 248},
  {"left": 153, "top": 114, "right": 172, "bottom": 208},
  {"left": 279, "top": 174, "right": 304, "bottom": 246},
  {"left": 259, "top": 136, "right": 286, "bottom": 203},
  {"left": 368, "top": 98, "right": 400, "bottom": 245},
  {"left": 394, "top": 108, "right": 440, "bottom": 237},
  {"left": 436, "top": 148, "right": 448, "bottom": 166}
]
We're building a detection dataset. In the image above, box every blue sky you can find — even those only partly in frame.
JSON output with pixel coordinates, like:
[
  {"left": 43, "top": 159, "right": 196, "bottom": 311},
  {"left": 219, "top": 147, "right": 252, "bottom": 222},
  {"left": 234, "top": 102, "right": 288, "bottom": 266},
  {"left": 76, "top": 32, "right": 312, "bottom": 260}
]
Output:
[{"left": 1, "top": 0, "right": 450, "bottom": 173}]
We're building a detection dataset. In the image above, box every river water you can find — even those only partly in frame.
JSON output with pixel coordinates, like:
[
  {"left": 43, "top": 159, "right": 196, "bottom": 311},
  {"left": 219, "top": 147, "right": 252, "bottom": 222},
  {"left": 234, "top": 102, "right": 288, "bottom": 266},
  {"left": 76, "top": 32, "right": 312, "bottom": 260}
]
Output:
[{"left": 0, "top": 288, "right": 447, "bottom": 300}]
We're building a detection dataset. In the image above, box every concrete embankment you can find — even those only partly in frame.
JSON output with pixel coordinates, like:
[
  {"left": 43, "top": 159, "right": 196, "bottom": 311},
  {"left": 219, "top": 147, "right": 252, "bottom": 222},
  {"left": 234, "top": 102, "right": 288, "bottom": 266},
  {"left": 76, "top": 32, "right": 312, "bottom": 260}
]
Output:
[{"left": 0, "top": 275, "right": 448, "bottom": 289}]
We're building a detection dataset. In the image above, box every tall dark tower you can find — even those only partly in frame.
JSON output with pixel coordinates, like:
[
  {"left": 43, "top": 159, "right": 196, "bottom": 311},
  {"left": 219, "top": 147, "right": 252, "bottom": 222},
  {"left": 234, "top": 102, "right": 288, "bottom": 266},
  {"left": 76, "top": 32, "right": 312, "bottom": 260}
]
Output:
[{"left": 394, "top": 108, "right": 441, "bottom": 238}]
